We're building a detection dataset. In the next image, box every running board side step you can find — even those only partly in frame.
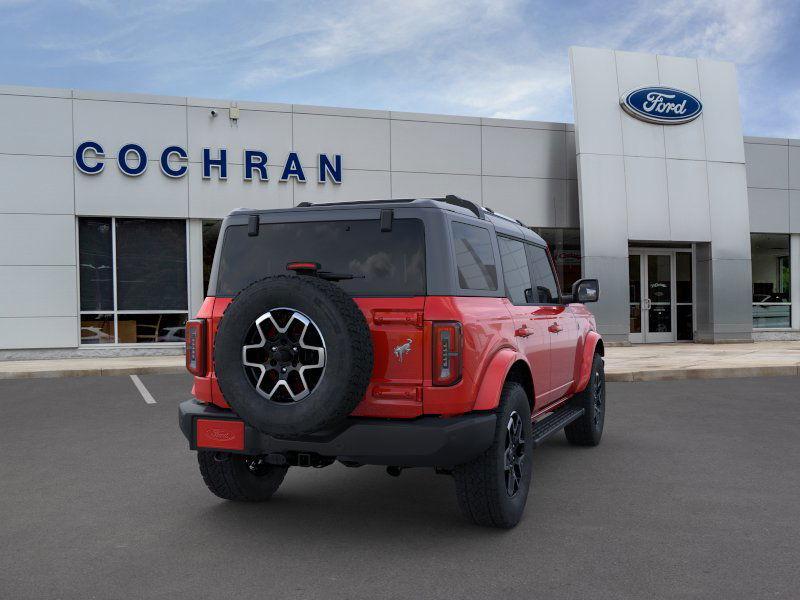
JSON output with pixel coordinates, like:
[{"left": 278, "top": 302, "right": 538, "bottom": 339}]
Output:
[{"left": 532, "top": 406, "right": 585, "bottom": 447}]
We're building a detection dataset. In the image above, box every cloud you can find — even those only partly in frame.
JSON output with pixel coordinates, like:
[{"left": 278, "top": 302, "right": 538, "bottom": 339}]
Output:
[
  {"left": 237, "top": 0, "right": 522, "bottom": 88},
  {"left": 2, "top": 0, "right": 797, "bottom": 135}
]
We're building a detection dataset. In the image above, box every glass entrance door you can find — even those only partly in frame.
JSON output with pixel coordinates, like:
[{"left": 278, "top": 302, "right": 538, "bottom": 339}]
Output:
[{"left": 629, "top": 249, "right": 694, "bottom": 343}]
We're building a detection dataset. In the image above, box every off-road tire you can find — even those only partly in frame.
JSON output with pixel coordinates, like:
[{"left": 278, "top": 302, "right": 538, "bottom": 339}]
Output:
[
  {"left": 213, "top": 274, "right": 373, "bottom": 437},
  {"left": 197, "top": 451, "right": 288, "bottom": 501},
  {"left": 564, "top": 352, "right": 605, "bottom": 446},
  {"left": 453, "top": 382, "right": 533, "bottom": 528}
]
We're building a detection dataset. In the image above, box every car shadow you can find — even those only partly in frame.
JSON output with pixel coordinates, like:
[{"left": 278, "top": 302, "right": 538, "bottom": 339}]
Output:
[{"left": 184, "top": 439, "right": 577, "bottom": 545}]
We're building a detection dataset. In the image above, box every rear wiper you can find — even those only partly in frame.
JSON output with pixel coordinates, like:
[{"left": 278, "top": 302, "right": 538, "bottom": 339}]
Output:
[
  {"left": 286, "top": 261, "right": 365, "bottom": 282},
  {"left": 317, "top": 271, "right": 365, "bottom": 282}
]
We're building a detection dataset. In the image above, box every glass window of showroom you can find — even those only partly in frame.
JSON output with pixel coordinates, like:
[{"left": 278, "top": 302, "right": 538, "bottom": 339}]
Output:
[
  {"left": 751, "top": 233, "right": 793, "bottom": 329},
  {"left": 79, "top": 218, "right": 188, "bottom": 344}
]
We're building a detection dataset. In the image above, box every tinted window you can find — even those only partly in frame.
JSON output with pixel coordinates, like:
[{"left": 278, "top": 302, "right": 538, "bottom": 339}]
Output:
[
  {"left": 451, "top": 222, "right": 497, "bottom": 291},
  {"left": 498, "top": 236, "right": 532, "bottom": 304},
  {"left": 533, "top": 227, "right": 581, "bottom": 294},
  {"left": 216, "top": 219, "right": 426, "bottom": 297},
  {"left": 116, "top": 219, "right": 188, "bottom": 310},
  {"left": 79, "top": 217, "right": 114, "bottom": 311},
  {"left": 525, "top": 244, "right": 560, "bottom": 304}
]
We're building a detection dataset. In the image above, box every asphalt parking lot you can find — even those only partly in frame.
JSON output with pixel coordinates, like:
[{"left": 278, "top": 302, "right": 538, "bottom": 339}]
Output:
[{"left": 1, "top": 375, "right": 798, "bottom": 600}]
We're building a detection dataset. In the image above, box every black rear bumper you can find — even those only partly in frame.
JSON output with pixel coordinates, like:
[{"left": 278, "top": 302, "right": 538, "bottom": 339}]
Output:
[{"left": 179, "top": 399, "right": 496, "bottom": 468}]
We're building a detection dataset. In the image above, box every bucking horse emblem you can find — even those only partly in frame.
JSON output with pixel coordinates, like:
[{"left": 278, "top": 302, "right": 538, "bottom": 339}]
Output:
[{"left": 393, "top": 338, "right": 413, "bottom": 363}]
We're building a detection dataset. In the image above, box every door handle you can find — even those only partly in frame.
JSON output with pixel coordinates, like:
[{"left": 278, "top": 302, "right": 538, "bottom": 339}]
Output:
[
  {"left": 514, "top": 326, "right": 533, "bottom": 338},
  {"left": 548, "top": 322, "right": 562, "bottom": 334}
]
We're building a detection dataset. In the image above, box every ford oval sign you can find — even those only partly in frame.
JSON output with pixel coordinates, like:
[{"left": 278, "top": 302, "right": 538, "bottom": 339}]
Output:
[{"left": 620, "top": 87, "right": 702, "bottom": 125}]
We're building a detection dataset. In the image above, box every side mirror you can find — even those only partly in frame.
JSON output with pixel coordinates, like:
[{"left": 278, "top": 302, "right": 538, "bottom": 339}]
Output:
[{"left": 568, "top": 279, "right": 599, "bottom": 303}]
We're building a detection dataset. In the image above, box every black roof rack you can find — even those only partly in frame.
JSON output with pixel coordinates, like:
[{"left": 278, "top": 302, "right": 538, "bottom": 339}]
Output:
[
  {"left": 441, "top": 194, "right": 483, "bottom": 219},
  {"left": 291, "top": 199, "right": 417, "bottom": 209},
  {"left": 245, "top": 196, "right": 485, "bottom": 219}
]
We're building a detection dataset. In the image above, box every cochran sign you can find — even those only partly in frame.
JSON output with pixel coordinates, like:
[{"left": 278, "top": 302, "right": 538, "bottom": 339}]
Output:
[
  {"left": 620, "top": 87, "right": 702, "bottom": 125},
  {"left": 74, "top": 141, "right": 343, "bottom": 184}
]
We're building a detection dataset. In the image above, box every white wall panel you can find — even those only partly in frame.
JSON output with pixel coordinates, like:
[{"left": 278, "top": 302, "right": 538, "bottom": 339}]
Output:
[
  {"left": 657, "top": 54, "right": 706, "bottom": 161},
  {"left": 748, "top": 188, "right": 790, "bottom": 233},
  {"left": 482, "top": 176, "right": 561, "bottom": 227},
  {"left": 391, "top": 120, "right": 481, "bottom": 175},
  {"left": 557, "top": 180, "right": 580, "bottom": 228},
  {"left": 187, "top": 168, "right": 292, "bottom": 219},
  {"left": 0, "top": 266, "right": 76, "bottom": 317},
  {"left": 745, "top": 143, "right": 789, "bottom": 189},
  {"left": 624, "top": 156, "right": 670, "bottom": 240},
  {"left": 390, "top": 172, "right": 481, "bottom": 202},
  {"left": 565, "top": 131, "right": 577, "bottom": 179},
  {"left": 697, "top": 59, "right": 745, "bottom": 164},
  {"left": 293, "top": 114, "right": 389, "bottom": 172},
  {"left": 569, "top": 47, "right": 623, "bottom": 156},
  {"left": 576, "top": 154, "right": 628, "bottom": 256},
  {"left": 0, "top": 316, "right": 78, "bottom": 349},
  {"left": 482, "top": 127, "right": 565, "bottom": 179},
  {"left": 0, "top": 95, "right": 73, "bottom": 156},
  {"left": 788, "top": 146, "right": 799, "bottom": 190},
  {"left": 75, "top": 161, "right": 188, "bottom": 218},
  {"left": 0, "top": 214, "right": 75, "bottom": 265},
  {"left": 790, "top": 190, "right": 800, "bottom": 233},
  {"left": 615, "top": 51, "right": 665, "bottom": 159},
  {"left": 187, "top": 106, "right": 292, "bottom": 166},
  {"left": 74, "top": 99, "right": 187, "bottom": 160},
  {"left": 295, "top": 104, "right": 389, "bottom": 119},
  {"left": 392, "top": 111, "right": 479, "bottom": 125},
  {"left": 0, "top": 155, "right": 74, "bottom": 214},
  {"left": 666, "top": 159, "right": 711, "bottom": 241},
  {"left": 708, "top": 162, "right": 750, "bottom": 259},
  {"left": 293, "top": 169, "right": 390, "bottom": 204}
]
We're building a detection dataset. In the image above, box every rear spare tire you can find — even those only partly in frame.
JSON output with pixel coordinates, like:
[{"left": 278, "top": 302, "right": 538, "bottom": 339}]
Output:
[{"left": 214, "top": 274, "right": 373, "bottom": 436}]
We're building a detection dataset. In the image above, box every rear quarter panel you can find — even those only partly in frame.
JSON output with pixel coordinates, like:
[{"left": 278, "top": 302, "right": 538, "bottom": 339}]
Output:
[{"left": 422, "top": 296, "right": 516, "bottom": 415}]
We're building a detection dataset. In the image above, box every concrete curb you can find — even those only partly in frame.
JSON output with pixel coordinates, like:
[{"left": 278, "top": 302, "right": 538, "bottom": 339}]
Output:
[
  {"left": 607, "top": 365, "right": 800, "bottom": 382},
  {"left": 0, "top": 365, "right": 185, "bottom": 381}
]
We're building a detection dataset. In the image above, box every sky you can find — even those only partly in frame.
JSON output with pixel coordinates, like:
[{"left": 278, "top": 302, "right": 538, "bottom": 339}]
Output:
[{"left": 1, "top": 0, "right": 798, "bottom": 137}]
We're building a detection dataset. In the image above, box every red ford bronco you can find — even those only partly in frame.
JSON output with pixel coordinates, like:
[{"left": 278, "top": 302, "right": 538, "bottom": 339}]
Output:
[{"left": 179, "top": 195, "right": 604, "bottom": 528}]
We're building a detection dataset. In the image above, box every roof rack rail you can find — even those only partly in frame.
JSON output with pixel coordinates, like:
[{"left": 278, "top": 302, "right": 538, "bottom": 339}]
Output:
[
  {"left": 296, "top": 201, "right": 314, "bottom": 207},
  {"left": 442, "top": 194, "right": 483, "bottom": 219},
  {"left": 484, "top": 205, "right": 527, "bottom": 228}
]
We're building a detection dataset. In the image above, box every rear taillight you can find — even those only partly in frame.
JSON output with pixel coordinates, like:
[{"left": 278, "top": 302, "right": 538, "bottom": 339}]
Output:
[
  {"left": 186, "top": 319, "right": 207, "bottom": 376},
  {"left": 432, "top": 321, "right": 462, "bottom": 386}
]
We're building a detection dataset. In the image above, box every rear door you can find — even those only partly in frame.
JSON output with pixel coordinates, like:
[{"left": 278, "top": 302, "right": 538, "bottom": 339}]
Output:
[
  {"left": 497, "top": 236, "right": 552, "bottom": 407},
  {"left": 525, "top": 243, "right": 578, "bottom": 398}
]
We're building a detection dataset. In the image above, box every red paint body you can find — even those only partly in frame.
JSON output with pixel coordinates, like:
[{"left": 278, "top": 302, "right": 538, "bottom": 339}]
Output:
[{"left": 190, "top": 293, "right": 600, "bottom": 420}]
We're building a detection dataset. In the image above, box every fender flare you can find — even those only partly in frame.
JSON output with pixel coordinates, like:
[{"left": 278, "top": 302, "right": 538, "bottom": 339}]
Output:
[
  {"left": 472, "top": 347, "right": 531, "bottom": 411},
  {"left": 575, "top": 331, "right": 604, "bottom": 393}
]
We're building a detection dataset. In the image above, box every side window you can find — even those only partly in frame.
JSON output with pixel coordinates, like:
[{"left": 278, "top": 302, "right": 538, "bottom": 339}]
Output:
[
  {"left": 498, "top": 236, "right": 533, "bottom": 304},
  {"left": 525, "top": 244, "right": 560, "bottom": 304},
  {"left": 451, "top": 222, "right": 498, "bottom": 291}
]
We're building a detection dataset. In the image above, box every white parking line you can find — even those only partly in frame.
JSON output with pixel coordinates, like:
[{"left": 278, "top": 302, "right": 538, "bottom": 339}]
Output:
[{"left": 130, "top": 374, "right": 157, "bottom": 405}]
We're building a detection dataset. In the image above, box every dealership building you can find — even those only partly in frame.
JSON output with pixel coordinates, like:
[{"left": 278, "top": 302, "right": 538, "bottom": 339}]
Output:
[{"left": 0, "top": 46, "right": 798, "bottom": 358}]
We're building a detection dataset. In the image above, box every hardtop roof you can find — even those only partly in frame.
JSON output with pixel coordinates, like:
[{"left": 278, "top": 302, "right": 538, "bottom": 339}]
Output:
[{"left": 228, "top": 197, "right": 547, "bottom": 246}]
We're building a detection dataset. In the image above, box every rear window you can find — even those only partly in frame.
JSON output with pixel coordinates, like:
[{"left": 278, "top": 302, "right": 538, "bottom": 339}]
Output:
[{"left": 215, "top": 219, "right": 426, "bottom": 297}]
